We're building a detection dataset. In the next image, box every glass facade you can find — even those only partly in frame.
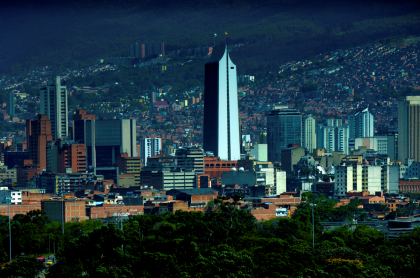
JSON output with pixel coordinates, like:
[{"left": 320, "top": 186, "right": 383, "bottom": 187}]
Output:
[{"left": 267, "top": 108, "right": 302, "bottom": 162}]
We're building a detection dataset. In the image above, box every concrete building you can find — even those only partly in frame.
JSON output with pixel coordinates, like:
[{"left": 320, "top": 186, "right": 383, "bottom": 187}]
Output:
[
  {"left": 349, "top": 136, "right": 388, "bottom": 155},
  {"left": 281, "top": 146, "right": 305, "bottom": 173},
  {"left": 399, "top": 158, "right": 420, "bottom": 179},
  {"left": 176, "top": 146, "right": 204, "bottom": 174},
  {"left": 316, "top": 125, "right": 335, "bottom": 153},
  {"left": 348, "top": 107, "right": 374, "bottom": 139},
  {"left": 16, "top": 159, "right": 40, "bottom": 187},
  {"left": 140, "top": 138, "right": 161, "bottom": 166},
  {"left": 40, "top": 76, "right": 68, "bottom": 141},
  {"left": 221, "top": 167, "right": 284, "bottom": 196},
  {"left": 41, "top": 199, "right": 86, "bottom": 222},
  {"left": 3, "top": 151, "right": 29, "bottom": 169},
  {"left": 317, "top": 125, "right": 349, "bottom": 154},
  {"left": 258, "top": 132, "right": 267, "bottom": 144},
  {"left": 40, "top": 172, "right": 94, "bottom": 194},
  {"left": 398, "top": 96, "right": 420, "bottom": 162},
  {"left": 140, "top": 153, "right": 198, "bottom": 190},
  {"left": 204, "top": 157, "right": 238, "bottom": 178},
  {"left": 26, "top": 115, "right": 52, "bottom": 171},
  {"left": 0, "top": 165, "right": 16, "bottom": 184},
  {"left": 381, "top": 165, "right": 399, "bottom": 194},
  {"left": 73, "top": 117, "right": 137, "bottom": 168},
  {"left": 362, "top": 165, "right": 382, "bottom": 194},
  {"left": 335, "top": 165, "right": 355, "bottom": 199},
  {"left": 250, "top": 144, "right": 268, "bottom": 162},
  {"left": 327, "top": 118, "right": 342, "bottom": 127},
  {"left": 302, "top": 115, "right": 316, "bottom": 152},
  {"left": 334, "top": 163, "right": 398, "bottom": 199},
  {"left": 267, "top": 106, "right": 302, "bottom": 162},
  {"left": 203, "top": 44, "right": 240, "bottom": 161},
  {"left": 140, "top": 170, "right": 197, "bottom": 191},
  {"left": 116, "top": 153, "right": 141, "bottom": 186},
  {"left": 335, "top": 125, "right": 349, "bottom": 155},
  {"left": 0, "top": 189, "right": 22, "bottom": 205},
  {"left": 387, "top": 132, "right": 398, "bottom": 161},
  {"left": 58, "top": 141, "right": 87, "bottom": 173}
]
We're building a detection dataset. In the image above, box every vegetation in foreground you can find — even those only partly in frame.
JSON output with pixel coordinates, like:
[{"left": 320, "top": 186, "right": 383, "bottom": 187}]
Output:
[{"left": 1, "top": 195, "right": 420, "bottom": 277}]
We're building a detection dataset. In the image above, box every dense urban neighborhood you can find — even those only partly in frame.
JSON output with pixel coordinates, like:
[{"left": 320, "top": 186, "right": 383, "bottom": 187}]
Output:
[{"left": 2, "top": 3, "right": 420, "bottom": 275}]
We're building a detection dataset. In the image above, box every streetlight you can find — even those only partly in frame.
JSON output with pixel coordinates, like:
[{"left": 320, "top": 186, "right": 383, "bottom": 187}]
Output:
[
  {"left": 59, "top": 176, "right": 65, "bottom": 235},
  {"left": 309, "top": 203, "right": 317, "bottom": 250},
  {"left": 5, "top": 196, "right": 12, "bottom": 264},
  {"left": 120, "top": 201, "right": 124, "bottom": 253}
]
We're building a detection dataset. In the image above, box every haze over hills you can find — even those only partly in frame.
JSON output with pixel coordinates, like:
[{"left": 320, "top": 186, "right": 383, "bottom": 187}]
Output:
[{"left": 1, "top": 0, "right": 420, "bottom": 75}]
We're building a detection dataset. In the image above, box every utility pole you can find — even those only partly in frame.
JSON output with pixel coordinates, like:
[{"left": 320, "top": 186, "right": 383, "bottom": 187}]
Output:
[
  {"left": 121, "top": 202, "right": 124, "bottom": 252},
  {"left": 310, "top": 203, "right": 317, "bottom": 250},
  {"left": 6, "top": 196, "right": 12, "bottom": 264}
]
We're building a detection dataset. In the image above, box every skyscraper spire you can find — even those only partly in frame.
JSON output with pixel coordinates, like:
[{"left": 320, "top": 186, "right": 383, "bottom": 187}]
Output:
[{"left": 203, "top": 45, "right": 240, "bottom": 160}]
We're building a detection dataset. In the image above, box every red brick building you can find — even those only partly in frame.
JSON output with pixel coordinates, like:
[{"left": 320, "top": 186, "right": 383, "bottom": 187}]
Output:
[
  {"left": 0, "top": 203, "right": 42, "bottom": 218},
  {"left": 16, "top": 159, "right": 40, "bottom": 187},
  {"left": 41, "top": 199, "right": 87, "bottom": 222},
  {"left": 58, "top": 143, "right": 87, "bottom": 173},
  {"left": 87, "top": 204, "right": 144, "bottom": 220},
  {"left": 399, "top": 180, "right": 420, "bottom": 193},
  {"left": 204, "top": 157, "right": 237, "bottom": 178},
  {"left": 26, "top": 114, "right": 52, "bottom": 170}
]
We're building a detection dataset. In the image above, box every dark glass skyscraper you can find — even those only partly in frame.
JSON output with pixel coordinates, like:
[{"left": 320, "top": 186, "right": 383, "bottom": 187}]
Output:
[
  {"left": 267, "top": 106, "right": 302, "bottom": 162},
  {"left": 203, "top": 45, "right": 240, "bottom": 160}
]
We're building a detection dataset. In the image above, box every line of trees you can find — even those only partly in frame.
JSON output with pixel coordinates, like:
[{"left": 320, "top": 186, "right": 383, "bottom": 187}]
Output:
[{"left": 2, "top": 194, "right": 420, "bottom": 277}]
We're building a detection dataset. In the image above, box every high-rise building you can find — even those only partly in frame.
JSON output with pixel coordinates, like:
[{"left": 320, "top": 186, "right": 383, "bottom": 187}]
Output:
[
  {"left": 387, "top": 132, "right": 398, "bottom": 161},
  {"left": 140, "top": 138, "right": 162, "bottom": 166},
  {"left": 6, "top": 92, "right": 15, "bottom": 118},
  {"left": 302, "top": 115, "right": 316, "bottom": 152},
  {"left": 116, "top": 153, "right": 141, "bottom": 186},
  {"left": 348, "top": 107, "right": 374, "bottom": 139},
  {"left": 203, "top": 45, "right": 240, "bottom": 161},
  {"left": 349, "top": 136, "right": 388, "bottom": 154},
  {"left": 316, "top": 125, "right": 334, "bottom": 152},
  {"left": 258, "top": 132, "right": 267, "bottom": 144},
  {"left": 327, "top": 118, "right": 342, "bottom": 127},
  {"left": 73, "top": 116, "right": 137, "bottom": 168},
  {"left": 144, "top": 42, "right": 165, "bottom": 57},
  {"left": 398, "top": 96, "right": 420, "bottom": 162},
  {"left": 267, "top": 106, "right": 302, "bottom": 162},
  {"left": 58, "top": 142, "right": 87, "bottom": 173},
  {"left": 176, "top": 146, "right": 204, "bottom": 174},
  {"left": 316, "top": 124, "right": 349, "bottom": 154},
  {"left": 26, "top": 115, "right": 53, "bottom": 170},
  {"left": 335, "top": 125, "right": 349, "bottom": 155},
  {"left": 40, "top": 76, "right": 68, "bottom": 141}
]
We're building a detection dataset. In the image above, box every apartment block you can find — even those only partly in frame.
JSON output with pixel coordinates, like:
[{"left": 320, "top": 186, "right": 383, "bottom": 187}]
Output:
[
  {"left": 116, "top": 153, "right": 141, "bottom": 186},
  {"left": 41, "top": 199, "right": 86, "bottom": 222},
  {"left": 26, "top": 114, "right": 53, "bottom": 170},
  {"left": 140, "top": 138, "right": 161, "bottom": 166},
  {"left": 40, "top": 76, "right": 68, "bottom": 141}
]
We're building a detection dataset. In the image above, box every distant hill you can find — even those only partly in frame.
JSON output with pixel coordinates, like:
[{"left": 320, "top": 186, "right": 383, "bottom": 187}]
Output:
[{"left": 1, "top": 0, "right": 420, "bottom": 75}]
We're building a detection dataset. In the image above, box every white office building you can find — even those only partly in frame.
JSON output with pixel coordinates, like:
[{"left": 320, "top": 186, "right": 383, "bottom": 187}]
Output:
[
  {"left": 203, "top": 45, "right": 240, "bottom": 160},
  {"left": 141, "top": 138, "right": 162, "bottom": 166},
  {"left": 302, "top": 115, "right": 316, "bottom": 152},
  {"left": 0, "top": 188, "right": 22, "bottom": 205},
  {"left": 398, "top": 96, "right": 420, "bottom": 162},
  {"left": 348, "top": 107, "right": 374, "bottom": 139},
  {"left": 40, "top": 76, "right": 68, "bottom": 141}
]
